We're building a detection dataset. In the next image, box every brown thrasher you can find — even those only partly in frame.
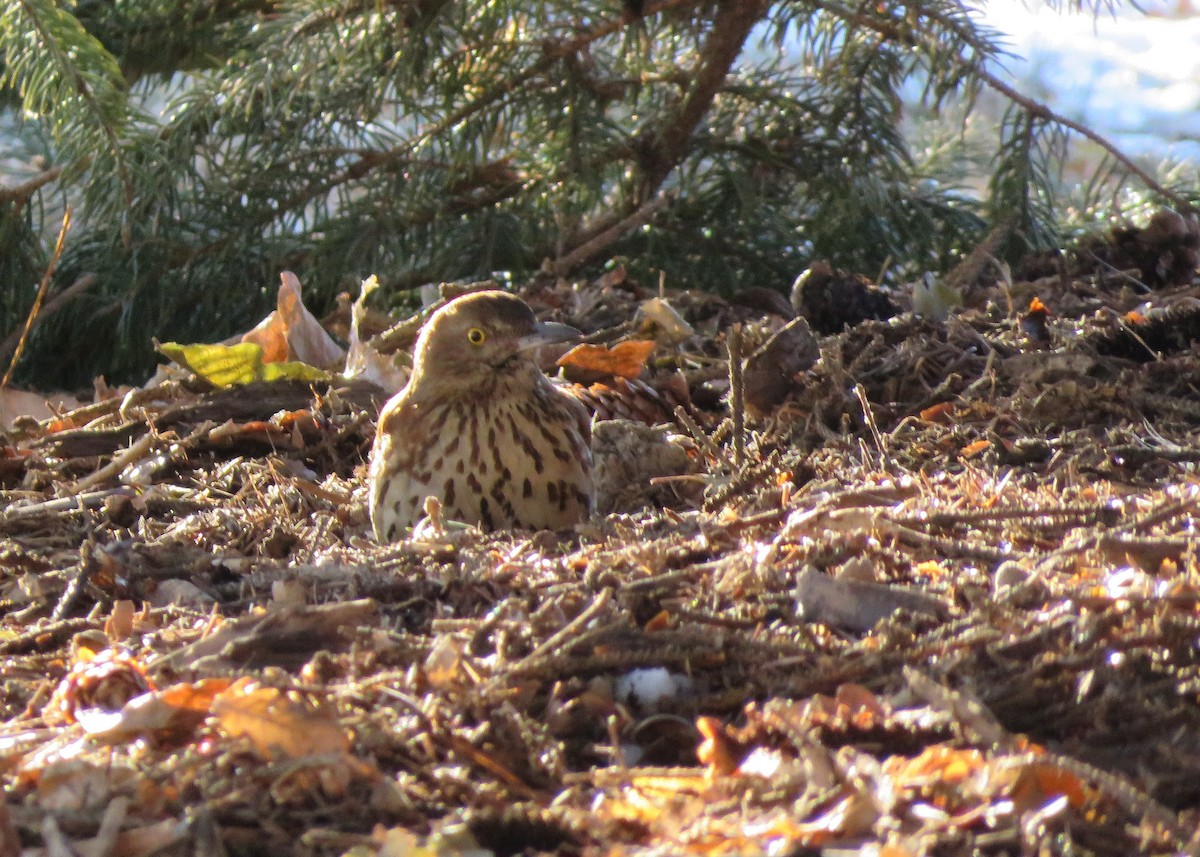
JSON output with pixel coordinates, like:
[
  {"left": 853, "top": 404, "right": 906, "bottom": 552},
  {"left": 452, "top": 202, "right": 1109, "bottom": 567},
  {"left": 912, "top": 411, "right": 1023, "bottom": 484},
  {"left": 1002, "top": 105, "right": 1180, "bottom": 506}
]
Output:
[{"left": 369, "top": 291, "right": 593, "bottom": 540}]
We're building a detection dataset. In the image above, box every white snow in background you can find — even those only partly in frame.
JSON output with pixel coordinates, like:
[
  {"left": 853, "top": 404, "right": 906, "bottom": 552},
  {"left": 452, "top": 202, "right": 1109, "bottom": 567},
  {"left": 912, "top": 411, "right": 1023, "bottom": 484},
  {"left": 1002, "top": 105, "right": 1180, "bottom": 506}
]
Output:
[{"left": 978, "top": 0, "right": 1200, "bottom": 162}]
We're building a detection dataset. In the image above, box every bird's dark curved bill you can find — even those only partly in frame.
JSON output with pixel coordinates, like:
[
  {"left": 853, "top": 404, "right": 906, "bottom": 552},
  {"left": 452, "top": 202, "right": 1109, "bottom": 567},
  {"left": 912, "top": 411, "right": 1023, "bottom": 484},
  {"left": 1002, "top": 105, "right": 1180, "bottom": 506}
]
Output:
[{"left": 517, "top": 321, "right": 582, "bottom": 351}]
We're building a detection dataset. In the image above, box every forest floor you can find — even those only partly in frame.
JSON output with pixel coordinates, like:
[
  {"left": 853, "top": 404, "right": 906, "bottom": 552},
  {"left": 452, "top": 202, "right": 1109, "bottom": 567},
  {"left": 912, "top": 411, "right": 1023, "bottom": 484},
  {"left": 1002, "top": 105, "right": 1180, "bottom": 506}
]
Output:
[{"left": 2, "top": 213, "right": 1200, "bottom": 856}]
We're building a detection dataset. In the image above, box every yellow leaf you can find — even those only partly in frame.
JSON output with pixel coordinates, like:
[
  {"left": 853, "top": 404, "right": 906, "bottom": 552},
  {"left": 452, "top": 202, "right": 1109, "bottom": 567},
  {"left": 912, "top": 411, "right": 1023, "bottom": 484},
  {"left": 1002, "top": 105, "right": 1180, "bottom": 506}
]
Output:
[{"left": 158, "top": 342, "right": 329, "bottom": 388}]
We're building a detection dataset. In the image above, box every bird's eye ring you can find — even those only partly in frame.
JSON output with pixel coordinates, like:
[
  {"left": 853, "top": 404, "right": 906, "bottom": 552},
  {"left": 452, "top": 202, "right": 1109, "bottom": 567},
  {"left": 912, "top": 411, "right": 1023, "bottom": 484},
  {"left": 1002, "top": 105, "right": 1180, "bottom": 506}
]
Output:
[{"left": 466, "top": 327, "right": 487, "bottom": 345}]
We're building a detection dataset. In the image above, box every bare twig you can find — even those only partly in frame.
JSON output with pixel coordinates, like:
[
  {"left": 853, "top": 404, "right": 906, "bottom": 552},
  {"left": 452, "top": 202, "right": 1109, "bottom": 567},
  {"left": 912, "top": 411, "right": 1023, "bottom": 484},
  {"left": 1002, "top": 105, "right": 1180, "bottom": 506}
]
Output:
[
  {"left": 726, "top": 325, "right": 746, "bottom": 470},
  {"left": 673, "top": 403, "right": 727, "bottom": 465},
  {"left": 974, "top": 66, "right": 1192, "bottom": 215},
  {"left": 636, "top": 0, "right": 768, "bottom": 199},
  {"left": 2, "top": 208, "right": 72, "bottom": 389},
  {"left": 512, "top": 587, "right": 614, "bottom": 671},
  {"left": 853, "top": 384, "right": 886, "bottom": 462},
  {"left": 0, "top": 616, "right": 98, "bottom": 655},
  {"left": 71, "top": 431, "right": 158, "bottom": 492},
  {"left": 0, "top": 273, "right": 96, "bottom": 363}
]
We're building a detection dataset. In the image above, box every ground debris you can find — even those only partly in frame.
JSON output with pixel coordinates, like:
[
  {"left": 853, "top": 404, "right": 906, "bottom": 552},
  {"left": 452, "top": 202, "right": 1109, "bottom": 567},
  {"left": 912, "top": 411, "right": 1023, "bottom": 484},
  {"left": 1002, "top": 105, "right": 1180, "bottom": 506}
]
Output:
[{"left": 2, "top": 250, "right": 1200, "bottom": 855}]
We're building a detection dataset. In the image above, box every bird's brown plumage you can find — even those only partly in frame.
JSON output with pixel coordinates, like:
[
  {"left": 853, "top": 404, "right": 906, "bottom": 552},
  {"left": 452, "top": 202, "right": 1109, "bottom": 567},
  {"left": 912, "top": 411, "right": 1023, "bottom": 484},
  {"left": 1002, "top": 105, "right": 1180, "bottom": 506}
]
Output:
[{"left": 369, "top": 291, "right": 593, "bottom": 540}]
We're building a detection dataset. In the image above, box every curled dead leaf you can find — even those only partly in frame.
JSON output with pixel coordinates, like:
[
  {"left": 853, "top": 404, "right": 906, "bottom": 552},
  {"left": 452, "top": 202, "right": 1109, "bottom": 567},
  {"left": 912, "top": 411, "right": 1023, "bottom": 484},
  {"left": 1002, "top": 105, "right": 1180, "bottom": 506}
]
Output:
[
  {"left": 242, "top": 271, "right": 346, "bottom": 369},
  {"left": 557, "top": 340, "right": 656, "bottom": 380},
  {"left": 212, "top": 677, "right": 350, "bottom": 761}
]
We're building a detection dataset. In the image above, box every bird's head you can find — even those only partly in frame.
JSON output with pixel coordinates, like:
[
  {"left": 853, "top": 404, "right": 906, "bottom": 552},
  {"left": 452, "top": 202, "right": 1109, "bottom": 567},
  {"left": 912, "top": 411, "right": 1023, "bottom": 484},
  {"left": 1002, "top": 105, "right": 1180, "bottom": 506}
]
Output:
[{"left": 408, "top": 290, "right": 581, "bottom": 396}]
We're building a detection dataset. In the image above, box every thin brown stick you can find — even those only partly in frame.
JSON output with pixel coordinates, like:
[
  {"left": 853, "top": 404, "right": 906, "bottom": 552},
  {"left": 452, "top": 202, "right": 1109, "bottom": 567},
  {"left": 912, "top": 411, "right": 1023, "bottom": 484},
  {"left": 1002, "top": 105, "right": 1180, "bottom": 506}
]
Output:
[
  {"left": 1, "top": 207, "right": 72, "bottom": 390},
  {"left": 727, "top": 325, "right": 746, "bottom": 470},
  {"left": 512, "top": 587, "right": 613, "bottom": 671},
  {"left": 0, "top": 272, "right": 96, "bottom": 362}
]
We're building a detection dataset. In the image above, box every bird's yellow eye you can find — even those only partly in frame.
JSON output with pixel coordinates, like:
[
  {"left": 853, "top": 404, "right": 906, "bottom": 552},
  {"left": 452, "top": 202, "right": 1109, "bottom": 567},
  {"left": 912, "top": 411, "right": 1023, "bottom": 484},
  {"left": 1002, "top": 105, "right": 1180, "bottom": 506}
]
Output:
[{"left": 466, "top": 327, "right": 487, "bottom": 345}]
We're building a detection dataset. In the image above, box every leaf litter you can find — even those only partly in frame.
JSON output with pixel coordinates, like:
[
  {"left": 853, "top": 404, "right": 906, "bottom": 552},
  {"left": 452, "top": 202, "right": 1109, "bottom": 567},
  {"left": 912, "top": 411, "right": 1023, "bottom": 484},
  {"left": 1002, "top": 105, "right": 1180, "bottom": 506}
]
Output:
[{"left": 2, "top": 218, "right": 1200, "bottom": 855}]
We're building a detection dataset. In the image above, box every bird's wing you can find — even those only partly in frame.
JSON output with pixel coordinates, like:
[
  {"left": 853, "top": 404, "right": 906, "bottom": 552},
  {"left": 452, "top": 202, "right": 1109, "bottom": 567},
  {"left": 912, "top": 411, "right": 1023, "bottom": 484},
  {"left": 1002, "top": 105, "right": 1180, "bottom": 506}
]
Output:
[
  {"left": 371, "top": 391, "right": 421, "bottom": 476},
  {"left": 560, "top": 385, "right": 592, "bottom": 448}
]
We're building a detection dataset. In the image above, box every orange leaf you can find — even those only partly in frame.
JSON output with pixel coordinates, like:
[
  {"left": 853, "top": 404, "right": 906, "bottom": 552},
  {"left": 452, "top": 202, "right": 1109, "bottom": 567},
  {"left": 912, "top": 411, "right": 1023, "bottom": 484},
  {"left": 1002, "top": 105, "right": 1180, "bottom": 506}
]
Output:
[
  {"left": 73, "top": 678, "right": 231, "bottom": 742},
  {"left": 834, "top": 684, "right": 888, "bottom": 729},
  {"left": 643, "top": 610, "right": 671, "bottom": 632},
  {"left": 915, "top": 560, "right": 945, "bottom": 578},
  {"left": 695, "top": 716, "right": 743, "bottom": 777},
  {"left": 960, "top": 439, "right": 990, "bottom": 458},
  {"left": 1009, "top": 761, "right": 1092, "bottom": 812},
  {"left": 240, "top": 271, "right": 345, "bottom": 368},
  {"left": 557, "top": 340, "right": 655, "bottom": 380},
  {"left": 919, "top": 402, "right": 953, "bottom": 423},
  {"left": 887, "top": 745, "right": 986, "bottom": 787},
  {"left": 213, "top": 678, "right": 349, "bottom": 760}
]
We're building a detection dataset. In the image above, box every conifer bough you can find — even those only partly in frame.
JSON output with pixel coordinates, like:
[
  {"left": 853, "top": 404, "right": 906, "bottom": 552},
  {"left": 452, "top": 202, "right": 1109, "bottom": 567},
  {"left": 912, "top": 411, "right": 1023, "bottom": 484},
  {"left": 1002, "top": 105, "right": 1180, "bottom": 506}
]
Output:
[{"left": 0, "top": 0, "right": 1187, "bottom": 386}]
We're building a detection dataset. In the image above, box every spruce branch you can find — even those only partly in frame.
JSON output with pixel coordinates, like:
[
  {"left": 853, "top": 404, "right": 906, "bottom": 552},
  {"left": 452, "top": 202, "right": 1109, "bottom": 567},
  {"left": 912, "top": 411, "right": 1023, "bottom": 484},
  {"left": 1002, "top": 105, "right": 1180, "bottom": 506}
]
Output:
[
  {"left": 635, "top": 0, "right": 769, "bottom": 202},
  {"left": 811, "top": 0, "right": 1190, "bottom": 216},
  {"left": 2, "top": 0, "right": 135, "bottom": 209},
  {"left": 5, "top": 0, "right": 1197, "bottom": 386},
  {"left": 0, "top": 166, "right": 64, "bottom": 205},
  {"left": 396, "top": 0, "right": 698, "bottom": 164},
  {"left": 973, "top": 64, "right": 1192, "bottom": 216},
  {"left": 550, "top": 192, "right": 673, "bottom": 275}
]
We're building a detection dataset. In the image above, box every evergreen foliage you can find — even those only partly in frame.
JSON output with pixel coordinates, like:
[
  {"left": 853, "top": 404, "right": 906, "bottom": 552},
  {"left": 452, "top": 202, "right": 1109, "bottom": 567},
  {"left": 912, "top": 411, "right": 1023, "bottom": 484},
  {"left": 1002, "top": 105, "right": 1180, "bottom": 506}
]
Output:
[{"left": 0, "top": 0, "right": 1189, "bottom": 386}]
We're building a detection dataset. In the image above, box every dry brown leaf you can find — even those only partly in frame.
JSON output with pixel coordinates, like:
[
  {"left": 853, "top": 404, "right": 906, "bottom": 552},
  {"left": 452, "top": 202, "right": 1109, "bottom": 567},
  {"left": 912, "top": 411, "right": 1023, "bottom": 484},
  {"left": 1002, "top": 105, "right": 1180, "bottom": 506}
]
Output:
[
  {"left": 886, "top": 745, "right": 986, "bottom": 788},
  {"left": 241, "top": 271, "right": 345, "bottom": 369},
  {"left": 1005, "top": 760, "right": 1092, "bottom": 813},
  {"left": 212, "top": 678, "right": 350, "bottom": 760},
  {"left": 34, "top": 759, "right": 127, "bottom": 811},
  {"left": 240, "top": 297, "right": 289, "bottom": 364},
  {"left": 743, "top": 316, "right": 819, "bottom": 416},
  {"left": 557, "top": 340, "right": 655, "bottom": 380},
  {"left": 695, "top": 716, "right": 745, "bottom": 777},
  {"left": 103, "top": 601, "right": 136, "bottom": 642},
  {"left": 75, "top": 678, "right": 232, "bottom": 743},
  {"left": 344, "top": 275, "right": 409, "bottom": 394},
  {"left": 793, "top": 565, "right": 945, "bottom": 632},
  {"left": 637, "top": 297, "right": 694, "bottom": 343},
  {"left": 19, "top": 817, "right": 185, "bottom": 857},
  {"left": 0, "top": 388, "right": 81, "bottom": 427},
  {"left": 790, "top": 791, "right": 879, "bottom": 844}
]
